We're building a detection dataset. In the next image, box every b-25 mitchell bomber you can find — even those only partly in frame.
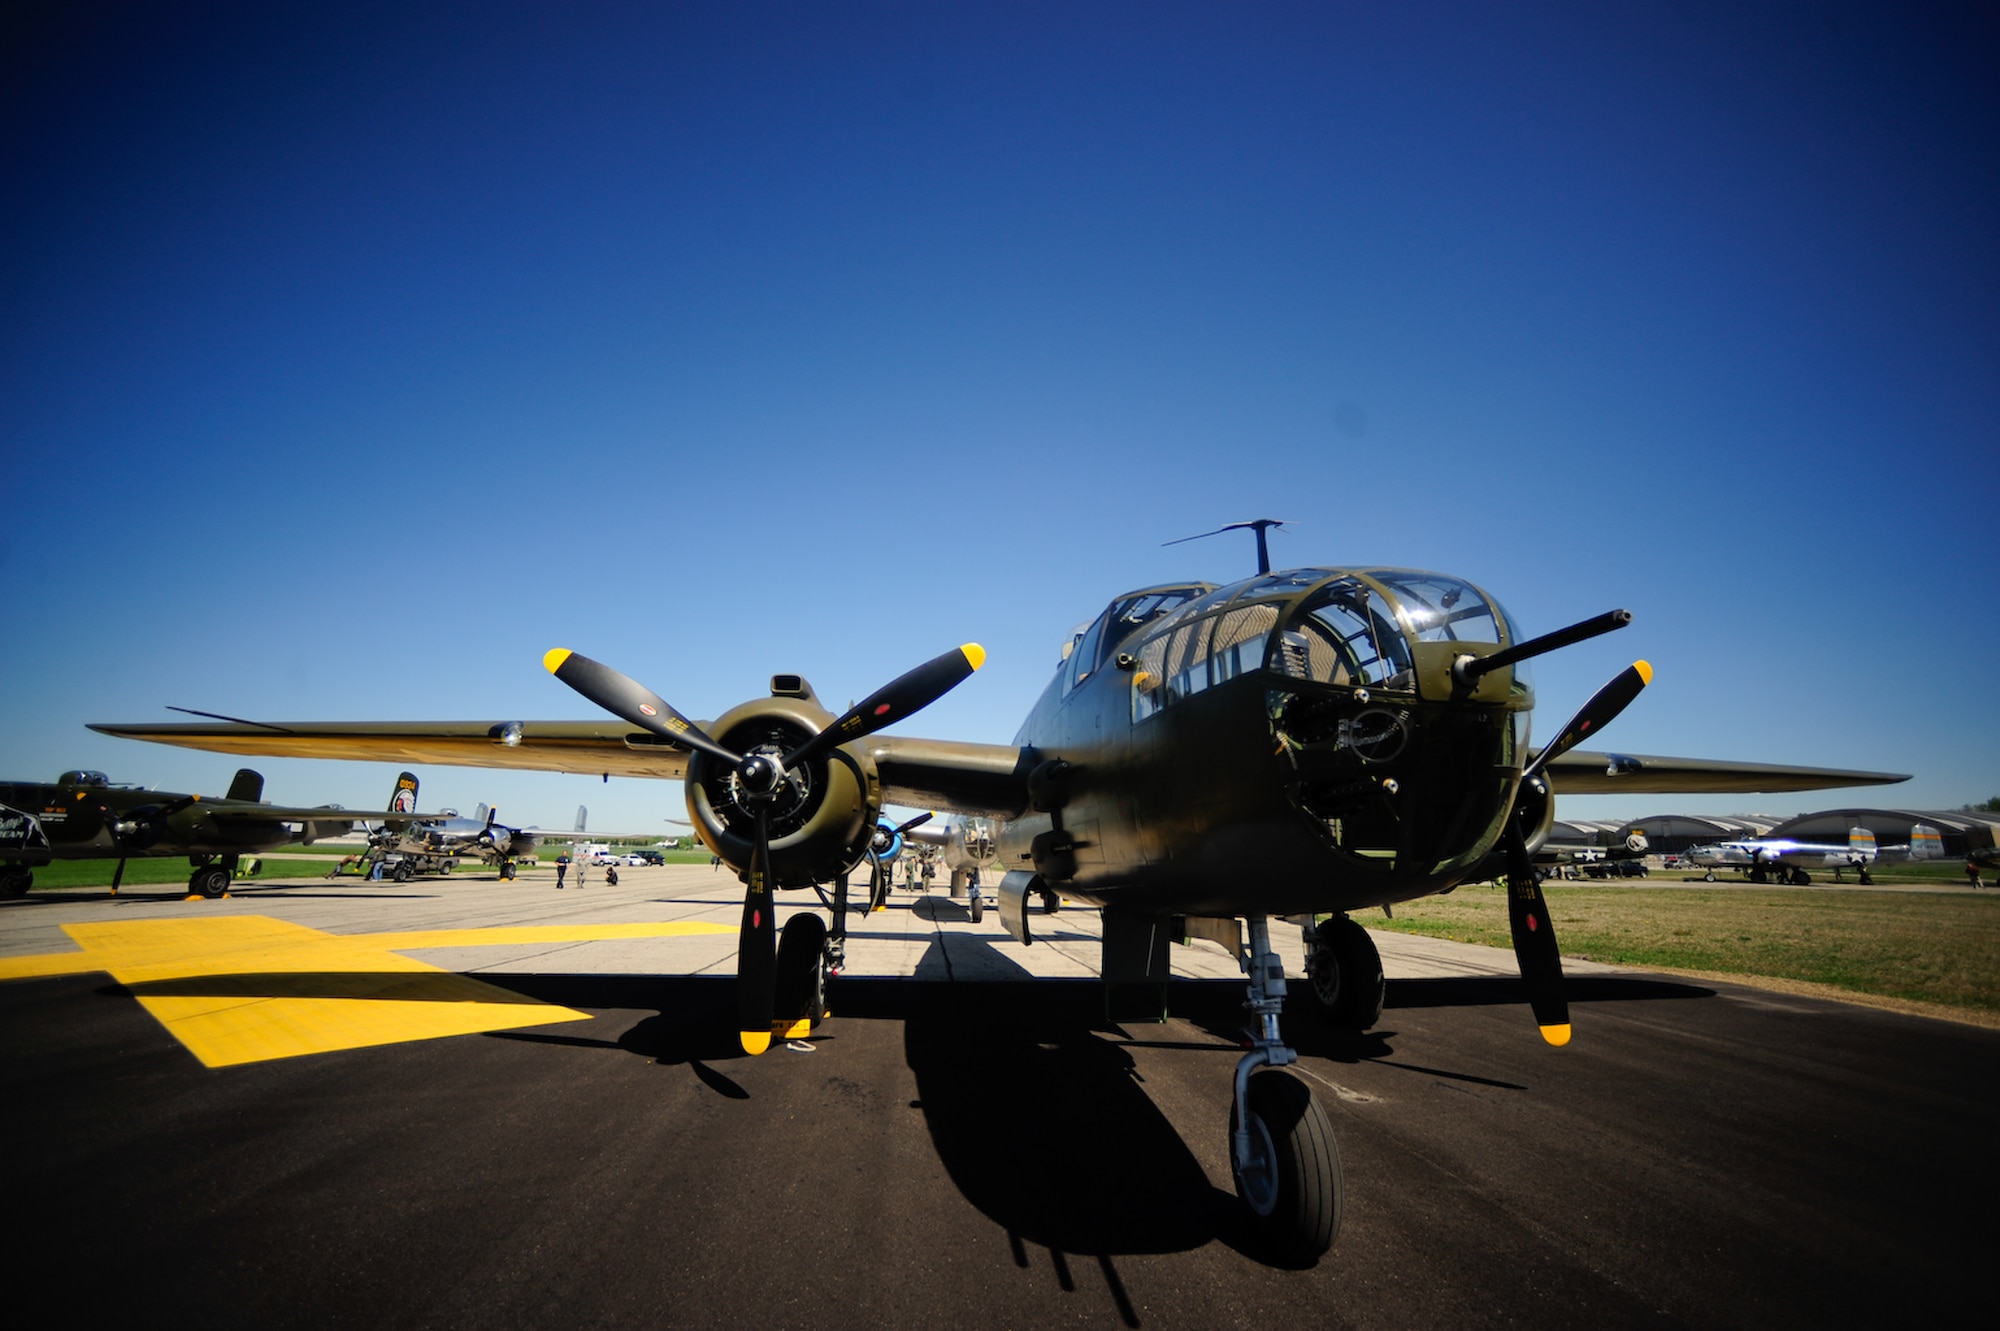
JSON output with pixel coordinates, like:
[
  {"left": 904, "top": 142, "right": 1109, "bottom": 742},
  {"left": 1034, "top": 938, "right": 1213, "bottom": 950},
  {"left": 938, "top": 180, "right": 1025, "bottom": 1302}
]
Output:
[
  {"left": 1685, "top": 824, "right": 1940, "bottom": 884},
  {"left": 94, "top": 535, "right": 1907, "bottom": 1260},
  {"left": 0, "top": 768, "right": 437, "bottom": 898}
]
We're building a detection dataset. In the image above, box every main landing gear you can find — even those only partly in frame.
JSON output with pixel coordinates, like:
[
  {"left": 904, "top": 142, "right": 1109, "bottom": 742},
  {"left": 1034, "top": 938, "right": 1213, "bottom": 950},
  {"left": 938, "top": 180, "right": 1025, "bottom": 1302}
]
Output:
[
  {"left": 774, "top": 870, "right": 860, "bottom": 1042},
  {"left": 186, "top": 855, "right": 236, "bottom": 899},
  {"left": 1303, "top": 914, "right": 1386, "bottom": 1030},
  {"left": 1, "top": 866, "right": 32, "bottom": 898},
  {"left": 1230, "top": 914, "right": 1342, "bottom": 1262}
]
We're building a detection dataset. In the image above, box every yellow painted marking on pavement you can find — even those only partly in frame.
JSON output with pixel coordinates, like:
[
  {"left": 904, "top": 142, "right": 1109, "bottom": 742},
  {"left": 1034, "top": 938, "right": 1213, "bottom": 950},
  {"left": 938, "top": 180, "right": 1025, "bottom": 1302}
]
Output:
[
  {"left": 740, "top": 1029, "right": 771, "bottom": 1055},
  {"left": 0, "top": 951, "right": 104, "bottom": 982},
  {"left": 363, "top": 922, "right": 733, "bottom": 950},
  {"left": 1540, "top": 1023, "right": 1573, "bottom": 1047},
  {"left": 1, "top": 916, "right": 734, "bottom": 1068},
  {"left": 38, "top": 916, "right": 589, "bottom": 1068},
  {"left": 543, "top": 647, "right": 573, "bottom": 674}
]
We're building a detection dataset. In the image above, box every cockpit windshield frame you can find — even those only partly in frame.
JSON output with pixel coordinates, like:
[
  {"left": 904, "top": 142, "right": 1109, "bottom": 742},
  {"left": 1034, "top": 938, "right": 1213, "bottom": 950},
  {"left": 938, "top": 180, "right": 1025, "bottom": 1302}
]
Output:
[{"left": 1123, "top": 566, "right": 1524, "bottom": 722}]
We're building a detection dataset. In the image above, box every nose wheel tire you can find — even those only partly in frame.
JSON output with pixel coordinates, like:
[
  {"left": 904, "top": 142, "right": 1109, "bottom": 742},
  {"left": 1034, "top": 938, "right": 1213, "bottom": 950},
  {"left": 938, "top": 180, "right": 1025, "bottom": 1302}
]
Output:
[
  {"left": 1231, "top": 1069, "right": 1341, "bottom": 1263},
  {"left": 189, "top": 865, "right": 230, "bottom": 898}
]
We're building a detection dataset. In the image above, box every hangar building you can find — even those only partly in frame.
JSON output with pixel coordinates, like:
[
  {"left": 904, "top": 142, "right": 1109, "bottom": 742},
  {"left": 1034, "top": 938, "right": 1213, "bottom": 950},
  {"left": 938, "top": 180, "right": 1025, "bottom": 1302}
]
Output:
[{"left": 1599, "top": 810, "right": 2000, "bottom": 858}]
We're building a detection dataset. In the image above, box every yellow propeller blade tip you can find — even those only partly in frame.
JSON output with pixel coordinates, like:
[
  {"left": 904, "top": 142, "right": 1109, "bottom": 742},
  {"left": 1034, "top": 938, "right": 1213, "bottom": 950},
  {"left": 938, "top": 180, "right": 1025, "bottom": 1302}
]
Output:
[
  {"left": 542, "top": 648, "right": 572, "bottom": 675},
  {"left": 1540, "top": 1023, "right": 1573, "bottom": 1047},
  {"left": 960, "top": 643, "right": 986, "bottom": 671},
  {"left": 1633, "top": 660, "right": 1654, "bottom": 685},
  {"left": 739, "top": 1030, "right": 771, "bottom": 1056}
]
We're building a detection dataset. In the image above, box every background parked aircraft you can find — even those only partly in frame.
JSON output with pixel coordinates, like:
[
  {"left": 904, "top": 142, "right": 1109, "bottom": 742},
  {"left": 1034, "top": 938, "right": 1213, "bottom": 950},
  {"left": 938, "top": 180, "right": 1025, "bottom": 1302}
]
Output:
[
  {"left": 0, "top": 768, "right": 435, "bottom": 898},
  {"left": 1685, "top": 824, "right": 1941, "bottom": 884}
]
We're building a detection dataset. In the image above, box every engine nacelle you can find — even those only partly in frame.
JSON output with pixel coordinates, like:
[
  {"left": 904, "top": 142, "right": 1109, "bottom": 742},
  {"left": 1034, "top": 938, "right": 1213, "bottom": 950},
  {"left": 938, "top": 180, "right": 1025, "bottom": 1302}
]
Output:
[
  {"left": 1513, "top": 772, "right": 1558, "bottom": 859},
  {"left": 685, "top": 695, "right": 882, "bottom": 888}
]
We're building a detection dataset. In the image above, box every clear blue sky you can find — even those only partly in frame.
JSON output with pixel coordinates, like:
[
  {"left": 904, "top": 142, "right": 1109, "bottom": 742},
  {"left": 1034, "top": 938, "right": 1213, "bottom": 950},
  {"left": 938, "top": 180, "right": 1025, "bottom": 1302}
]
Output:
[{"left": 4, "top": 1, "right": 1994, "bottom": 833}]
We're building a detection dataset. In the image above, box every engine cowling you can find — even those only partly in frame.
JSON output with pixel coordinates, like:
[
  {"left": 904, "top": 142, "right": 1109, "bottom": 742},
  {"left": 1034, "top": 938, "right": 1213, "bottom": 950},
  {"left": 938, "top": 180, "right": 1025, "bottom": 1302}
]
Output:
[
  {"left": 685, "top": 696, "right": 881, "bottom": 888},
  {"left": 1512, "top": 771, "right": 1559, "bottom": 859}
]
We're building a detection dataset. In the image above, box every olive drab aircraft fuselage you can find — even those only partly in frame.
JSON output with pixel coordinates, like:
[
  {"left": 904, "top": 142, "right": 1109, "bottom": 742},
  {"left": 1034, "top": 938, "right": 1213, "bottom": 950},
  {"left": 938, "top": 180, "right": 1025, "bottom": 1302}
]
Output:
[{"left": 90, "top": 555, "right": 1908, "bottom": 1261}]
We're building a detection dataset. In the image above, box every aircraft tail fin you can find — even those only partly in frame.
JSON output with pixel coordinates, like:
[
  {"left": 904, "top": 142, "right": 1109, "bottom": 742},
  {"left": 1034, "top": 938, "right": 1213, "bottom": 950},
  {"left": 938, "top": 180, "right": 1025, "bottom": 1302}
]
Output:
[
  {"left": 1848, "top": 827, "right": 1878, "bottom": 855},
  {"left": 389, "top": 772, "right": 420, "bottom": 819},
  {"left": 1909, "top": 824, "right": 1942, "bottom": 860},
  {"left": 574, "top": 805, "right": 588, "bottom": 833},
  {"left": 475, "top": 802, "right": 490, "bottom": 823},
  {"left": 226, "top": 769, "right": 265, "bottom": 803}
]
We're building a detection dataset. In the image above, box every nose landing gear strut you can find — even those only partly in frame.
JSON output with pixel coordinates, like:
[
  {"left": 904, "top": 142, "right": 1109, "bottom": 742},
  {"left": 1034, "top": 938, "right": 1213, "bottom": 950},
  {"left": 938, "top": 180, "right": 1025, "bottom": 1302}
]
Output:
[{"left": 1229, "top": 914, "right": 1341, "bottom": 1261}]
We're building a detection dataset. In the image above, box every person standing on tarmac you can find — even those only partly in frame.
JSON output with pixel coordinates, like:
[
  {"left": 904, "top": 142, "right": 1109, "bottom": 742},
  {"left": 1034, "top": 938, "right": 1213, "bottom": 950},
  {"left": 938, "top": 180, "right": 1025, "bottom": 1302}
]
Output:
[{"left": 555, "top": 853, "right": 569, "bottom": 889}]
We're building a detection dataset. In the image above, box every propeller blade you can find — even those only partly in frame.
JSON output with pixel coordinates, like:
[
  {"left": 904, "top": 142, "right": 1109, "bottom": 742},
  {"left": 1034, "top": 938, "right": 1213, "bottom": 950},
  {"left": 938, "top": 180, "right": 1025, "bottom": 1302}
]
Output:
[
  {"left": 542, "top": 649, "right": 740, "bottom": 766},
  {"left": 1503, "top": 798, "right": 1570, "bottom": 1046},
  {"left": 783, "top": 644, "right": 985, "bottom": 770},
  {"left": 894, "top": 812, "right": 934, "bottom": 837},
  {"left": 1524, "top": 661, "right": 1652, "bottom": 781},
  {"left": 868, "top": 852, "right": 888, "bottom": 912},
  {"left": 737, "top": 805, "right": 777, "bottom": 1055}
]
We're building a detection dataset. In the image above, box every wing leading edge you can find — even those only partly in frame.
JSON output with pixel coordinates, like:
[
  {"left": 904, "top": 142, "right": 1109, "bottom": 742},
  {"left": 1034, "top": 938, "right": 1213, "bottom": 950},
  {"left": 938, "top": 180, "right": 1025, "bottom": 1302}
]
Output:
[
  {"left": 87, "top": 720, "right": 693, "bottom": 780},
  {"left": 87, "top": 721, "right": 1036, "bottom": 818},
  {"left": 1538, "top": 749, "right": 1909, "bottom": 795}
]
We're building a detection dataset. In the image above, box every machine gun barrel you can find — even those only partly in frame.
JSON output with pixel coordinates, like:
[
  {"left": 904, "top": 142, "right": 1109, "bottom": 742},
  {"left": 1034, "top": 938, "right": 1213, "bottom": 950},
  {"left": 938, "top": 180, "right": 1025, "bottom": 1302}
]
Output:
[{"left": 1458, "top": 609, "right": 1632, "bottom": 682}]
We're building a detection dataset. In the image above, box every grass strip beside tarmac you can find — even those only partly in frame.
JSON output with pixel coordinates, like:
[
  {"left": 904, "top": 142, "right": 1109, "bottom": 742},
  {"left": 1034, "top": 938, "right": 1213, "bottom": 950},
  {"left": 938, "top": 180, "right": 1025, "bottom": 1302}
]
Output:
[{"left": 1375, "top": 882, "right": 2000, "bottom": 1019}]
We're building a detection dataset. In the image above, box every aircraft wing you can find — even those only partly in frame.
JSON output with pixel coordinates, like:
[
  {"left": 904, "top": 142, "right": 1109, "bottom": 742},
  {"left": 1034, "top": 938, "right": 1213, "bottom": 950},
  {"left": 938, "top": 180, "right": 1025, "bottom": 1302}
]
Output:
[
  {"left": 205, "top": 804, "right": 456, "bottom": 823},
  {"left": 869, "top": 737, "right": 1031, "bottom": 818},
  {"left": 87, "top": 720, "right": 693, "bottom": 780},
  {"left": 87, "top": 721, "right": 1033, "bottom": 816},
  {"left": 1538, "top": 750, "right": 1909, "bottom": 795}
]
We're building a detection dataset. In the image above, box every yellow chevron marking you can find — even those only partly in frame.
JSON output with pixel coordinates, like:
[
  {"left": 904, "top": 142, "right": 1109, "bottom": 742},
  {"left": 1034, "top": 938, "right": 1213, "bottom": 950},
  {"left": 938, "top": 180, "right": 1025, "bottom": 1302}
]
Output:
[{"left": 0, "top": 916, "right": 734, "bottom": 1067}]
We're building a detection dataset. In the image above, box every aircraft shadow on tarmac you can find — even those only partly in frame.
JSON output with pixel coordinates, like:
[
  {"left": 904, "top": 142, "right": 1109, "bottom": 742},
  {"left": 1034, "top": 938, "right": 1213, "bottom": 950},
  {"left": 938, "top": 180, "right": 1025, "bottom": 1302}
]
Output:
[{"left": 483, "top": 957, "right": 1722, "bottom": 1281}]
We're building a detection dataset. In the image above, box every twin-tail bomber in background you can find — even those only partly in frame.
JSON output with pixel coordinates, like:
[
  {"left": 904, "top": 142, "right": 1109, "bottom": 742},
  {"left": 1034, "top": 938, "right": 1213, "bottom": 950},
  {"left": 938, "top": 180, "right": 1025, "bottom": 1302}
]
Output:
[{"left": 93, "top": 525, "right": 1907, "bottom": 1261}]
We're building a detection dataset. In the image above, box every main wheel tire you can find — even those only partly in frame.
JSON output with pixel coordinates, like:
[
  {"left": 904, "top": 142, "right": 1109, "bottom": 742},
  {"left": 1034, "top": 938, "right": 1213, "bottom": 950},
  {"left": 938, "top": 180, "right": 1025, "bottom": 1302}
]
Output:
[
  {"left": 1704, "top": 870, "right": 1716, "bottom": 882},
  {"left": 774, "top": 913, "right": 829, "bottom": 1032},
  {"left": 1791, "top": 867, "right": 1811, "bottom": 886},
  {"left": 192, "top": 866, "right": 229, "bottom": 899},
  {"left": 1308, "top": 917, "right": 1385, "bottom": 1030},
  {"left": 393, "top": 862, "right": 413, "bottom": 882},
  {"left": 1, "top": 867, "right": 33, "bottom": 897},
  {"left": 1230, "top": 1070, "right": 1341, "bottom": 1262},
  {"left": 968, "top": 894, "right": 984, "bottom": 924}
]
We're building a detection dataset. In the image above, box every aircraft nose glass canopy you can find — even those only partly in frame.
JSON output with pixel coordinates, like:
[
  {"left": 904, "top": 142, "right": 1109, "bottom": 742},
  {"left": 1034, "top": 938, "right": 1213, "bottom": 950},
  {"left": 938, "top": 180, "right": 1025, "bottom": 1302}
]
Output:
[{"left": 1275, "top": 571, "right": 1509, "bottom": 691}]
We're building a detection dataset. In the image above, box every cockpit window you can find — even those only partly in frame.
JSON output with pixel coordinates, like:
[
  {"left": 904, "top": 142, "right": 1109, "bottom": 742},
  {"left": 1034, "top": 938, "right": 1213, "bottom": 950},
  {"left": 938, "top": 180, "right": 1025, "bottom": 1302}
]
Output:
[
  {"left": 1062, "top": 586, "right": 1209, "bottom": 699},
  {"left": 1277, "top": 578, "right": 1414, "bottom": 689},
  {"left": 1104, "top": 587, "right": 1205, "bottom": 646},
  {"left": 1364, "top": 571, "right": 1503, "bottom": 644},
  {"left": 1064, "top": 613, "right": 1108, "bottom": 694}
]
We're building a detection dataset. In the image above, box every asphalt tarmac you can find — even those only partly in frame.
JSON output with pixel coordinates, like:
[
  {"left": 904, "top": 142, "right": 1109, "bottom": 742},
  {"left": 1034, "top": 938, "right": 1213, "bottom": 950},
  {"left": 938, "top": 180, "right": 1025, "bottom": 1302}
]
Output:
[{"left": 2, "top": 864, "right": 1991, "bottom": 1328}]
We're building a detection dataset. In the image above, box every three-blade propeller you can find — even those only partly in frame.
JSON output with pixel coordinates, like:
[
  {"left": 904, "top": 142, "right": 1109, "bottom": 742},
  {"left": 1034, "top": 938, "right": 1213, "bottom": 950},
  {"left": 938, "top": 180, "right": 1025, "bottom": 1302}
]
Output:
[
  {"left": 1505, "top": 660, "right": 1653, "bottom": 1047},
  {"left": 544, "top": 644, "right": 985, "bottom": 1055}
]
